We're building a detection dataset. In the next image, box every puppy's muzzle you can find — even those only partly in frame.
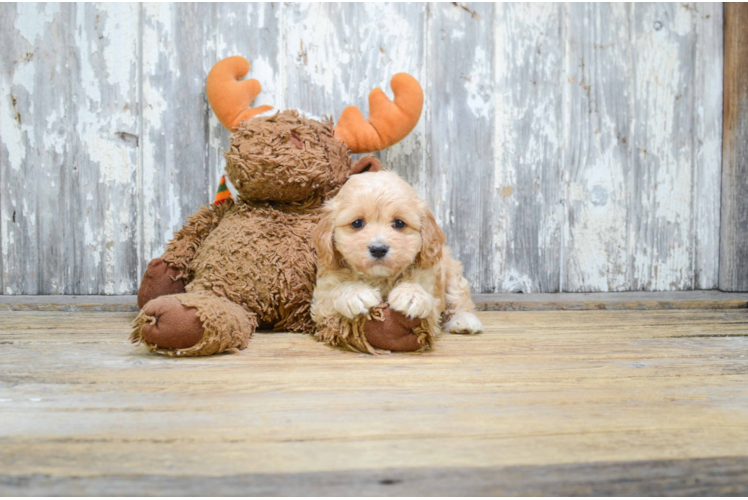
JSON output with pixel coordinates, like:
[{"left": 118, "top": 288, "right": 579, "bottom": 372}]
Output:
[{"left": 368, "top": 244, "right": 389, "bottom": 260}]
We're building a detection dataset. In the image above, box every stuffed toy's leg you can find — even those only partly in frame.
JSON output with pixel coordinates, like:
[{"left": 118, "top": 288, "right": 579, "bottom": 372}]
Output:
[
  {"left": 131, "top": 292, "right": 257, "bottom": 357},
  {"left": 315, "top": 305, "right": 435, "bottom": 355},
  {"left": 135, "top": 201, "right": 235, "bottom": 308}
]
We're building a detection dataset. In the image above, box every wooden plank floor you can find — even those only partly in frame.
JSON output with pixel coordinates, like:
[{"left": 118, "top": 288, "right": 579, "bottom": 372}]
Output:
[
  {"left": 3, "top": 290, "right": 748, "bottom": 312},
  {"left": 1, "top": 308, "right": 748, "bottom": 495}
]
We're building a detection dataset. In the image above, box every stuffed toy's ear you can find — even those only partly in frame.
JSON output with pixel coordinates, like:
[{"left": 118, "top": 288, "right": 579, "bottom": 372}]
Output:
[
  {"left": 334, "top": 73, "right": 423, "bottom": 154},
  {"left": 349, "top": 156, "right": 383, "bottom": 176},
  {"left": 207, "top": 56, "right": 273, "bottom": 130}
]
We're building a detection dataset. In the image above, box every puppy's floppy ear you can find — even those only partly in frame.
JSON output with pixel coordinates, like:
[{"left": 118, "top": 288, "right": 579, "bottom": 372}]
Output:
[
  {"left": 312, "top": 203, "right": 339, "bottom": 272},
  {"left": 417, "top": 204, "right": 446, "bottom": 269}
]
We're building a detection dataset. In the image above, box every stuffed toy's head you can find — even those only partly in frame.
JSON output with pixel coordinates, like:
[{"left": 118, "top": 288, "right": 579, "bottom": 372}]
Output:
[
  {"left": 207, "top": 56, "right": 423, "bottom": 204},
  {"left": 224, "top": 110, "right": 350, "bottom": 203}
]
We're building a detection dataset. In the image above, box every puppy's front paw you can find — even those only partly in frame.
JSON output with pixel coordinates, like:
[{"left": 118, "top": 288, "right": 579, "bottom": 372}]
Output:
[
  {"left": 388, "top": 283, "right": 435, "bottom": 319},
  {"left": 334, "top": 285, "right": 382, "bottom": 319},
  {"left": 444, "top": 312, "right": 483, "bottom": 335}
]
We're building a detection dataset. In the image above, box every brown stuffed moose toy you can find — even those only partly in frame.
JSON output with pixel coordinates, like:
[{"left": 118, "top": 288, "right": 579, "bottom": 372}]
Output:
[{"left": 130, "top": 55, "right": 425, "bottom": 356}]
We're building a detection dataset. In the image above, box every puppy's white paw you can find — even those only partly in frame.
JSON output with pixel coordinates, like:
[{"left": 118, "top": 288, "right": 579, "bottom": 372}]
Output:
[
  {"left": 334, "top": 285, "right": 382, "bottom": 319},
  {"left": 444, "top": 312, "right": 483, "bottom": 335},
  {"left": 388, "top": 283, "right": 435, "bottom": 319}
]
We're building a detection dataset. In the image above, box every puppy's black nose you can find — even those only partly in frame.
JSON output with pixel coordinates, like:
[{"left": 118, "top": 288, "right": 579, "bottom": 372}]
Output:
[{"left": 369, "top": 244, "right": 389, "bottom": 259}]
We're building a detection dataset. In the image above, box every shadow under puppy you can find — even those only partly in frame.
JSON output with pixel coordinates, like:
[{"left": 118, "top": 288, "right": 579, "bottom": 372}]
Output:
[{"left": 312, "top": 158, "right": 483, "bottom": 354}]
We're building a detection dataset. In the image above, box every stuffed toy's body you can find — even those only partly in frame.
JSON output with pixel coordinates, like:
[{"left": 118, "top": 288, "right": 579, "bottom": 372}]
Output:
[{"left": 130, "top": 56, "right": 424, "bottom": 356}]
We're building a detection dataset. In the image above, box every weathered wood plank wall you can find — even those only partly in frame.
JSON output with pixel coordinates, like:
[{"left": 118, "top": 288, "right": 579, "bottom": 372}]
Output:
[
  {"left": 0, "top": 3, "right": 725, "bottom": 295},
  {"left": 720, "top": 3, "right": 748, "bottom": 291}
]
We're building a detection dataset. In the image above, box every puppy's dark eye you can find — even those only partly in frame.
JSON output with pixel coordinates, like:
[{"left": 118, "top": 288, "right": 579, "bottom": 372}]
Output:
[
  {"left": 393, "top": 220, "right": 406, "bottom": 229},
  {"left": 351, "top": 219, "right": 365, "bottom": 229}
]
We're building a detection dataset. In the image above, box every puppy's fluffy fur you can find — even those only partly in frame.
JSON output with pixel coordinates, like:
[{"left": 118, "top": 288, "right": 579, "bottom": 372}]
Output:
[{"left": 311, "top": 170, "right": 482, "bottom": 337}]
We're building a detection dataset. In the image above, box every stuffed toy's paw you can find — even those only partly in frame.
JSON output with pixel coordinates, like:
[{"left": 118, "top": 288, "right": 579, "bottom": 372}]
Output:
[
  {"left": 363, "top": 305, "right": 423, "bottom": 352},
  {"left": 132, "top": 292, "right": 256, "bottom": 357},
  {"left": 137, "top": 258, "right": 185, "bottom": 309},
  {"left": 140, "top": 297, "right": 205, "bottom": 349}
]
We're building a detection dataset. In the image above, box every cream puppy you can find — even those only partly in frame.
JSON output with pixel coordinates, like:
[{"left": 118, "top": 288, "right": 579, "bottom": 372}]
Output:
[{"left": 311, "top": 167, "right": 482, "bottom": 337}]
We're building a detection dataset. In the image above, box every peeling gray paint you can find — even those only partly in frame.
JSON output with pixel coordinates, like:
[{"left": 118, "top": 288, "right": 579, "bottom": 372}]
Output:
[{"left": 0, "top": 3, "right": 724, "bottom": 294}]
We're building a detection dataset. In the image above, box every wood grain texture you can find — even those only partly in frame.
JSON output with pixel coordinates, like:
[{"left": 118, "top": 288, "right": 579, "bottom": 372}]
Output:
[
  {"left": 139, "top": 3, "right": 281, "bottom": 277},
  {"left": 630, "top": 4, "right": 701, "bottom": 291},
  {"left": 1, "top": 308, "right": 748, "bottom": 494},
  {"left": 427, "top": 3, "right": 496, "bottom": 293},
  {"left": 3, "top": 457, "right": 748, "bottom": 496},
  {"left": 564, "top": 3, "right": 723, "bottom": 292},
  {"left": 720, "top": 2, "right": 748, "bottom": 291},
  {"left": 282, "top": 2, "right": 426, "bottom": 184},
  {"left": 140, "top": 3, "right": 213, "bottom": 278},
  {"left": 693, "top": 3, "right": 724, "bottom": 290},
  {"left": 0, "top": 3, "right": 725, "bottom": 294},
  {"left": 564, "top": 3, "right": 636, "bottom": 292},
  {"left": 494, "top": 3, "right": 565, "bottom": 293},
  {"left": 1, "top": 3, "right": 55, "bottom": 295},
  {"left": 1, "top": 4, "right": 140, "bottom": 295},
  {"left": 72, "top": 4, "right": 141, "bottom": 296},
  {"left": 2, "top": 290, "right": 748, "bottom": 312},
  {"left": 472, "top": 290, "right": 748, "bottom": 311}
]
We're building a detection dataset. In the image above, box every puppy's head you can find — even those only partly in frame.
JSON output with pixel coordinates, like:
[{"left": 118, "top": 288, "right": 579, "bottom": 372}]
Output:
[{"left": 313, "top": 167, "right": 445, "bottom": 277}]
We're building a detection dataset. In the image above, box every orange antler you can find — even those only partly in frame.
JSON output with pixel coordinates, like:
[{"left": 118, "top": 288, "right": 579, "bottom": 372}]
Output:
[
  {"left": 206, "top": 56, "right": 273, "bottom": 130},
  {"left": 334, "top": 73, "right": 424, "bottom": 153}
]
